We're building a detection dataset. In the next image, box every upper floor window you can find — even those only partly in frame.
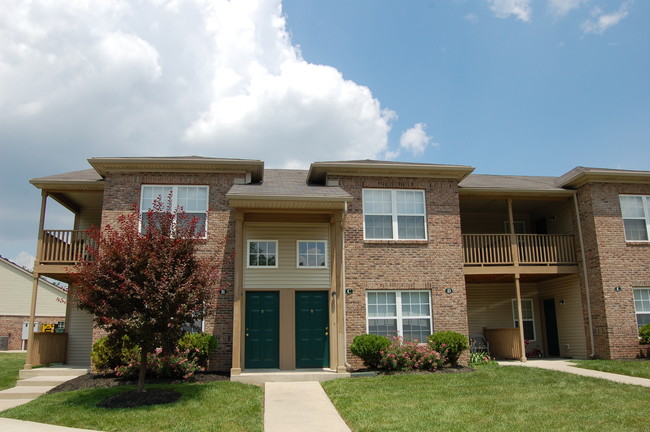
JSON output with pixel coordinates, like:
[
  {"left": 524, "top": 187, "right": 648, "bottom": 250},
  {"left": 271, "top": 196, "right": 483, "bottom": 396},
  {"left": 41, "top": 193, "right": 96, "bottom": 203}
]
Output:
[
  {"left": 619, "top": 195, "right": 650, "bottom": 241},
  {"left": 634, "top": 288, "right": 650, "bottom": 327},
  {"left": 248, "top": 240, "right": 278, "bottom": 268},
  {"left": 363, "top": 189, "right": 426, "bottom": 240},
  {"left": 297, "top": 241, "right": 328, "bottom": 268},
  {"left": 140, "top": 185, "right": 208, "bottom": 237}
]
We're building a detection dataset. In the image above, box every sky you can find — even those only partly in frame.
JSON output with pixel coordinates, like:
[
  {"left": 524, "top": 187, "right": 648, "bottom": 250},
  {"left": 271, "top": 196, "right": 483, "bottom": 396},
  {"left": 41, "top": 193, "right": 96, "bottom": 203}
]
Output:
[{"left": 1, "top": 0, "right": 649, "bottom": 269}]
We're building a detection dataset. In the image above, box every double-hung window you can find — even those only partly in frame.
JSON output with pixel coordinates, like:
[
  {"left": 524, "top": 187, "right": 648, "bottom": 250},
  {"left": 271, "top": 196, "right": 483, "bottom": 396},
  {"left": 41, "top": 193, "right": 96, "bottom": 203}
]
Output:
[
  {"left": 363, "top": 189, "right": 426, "bottom": 240},
  {"left": 620, "top": 195, "right": 650, "bottom": 241},
  {"left": 366, "top": 291, "right": 432, "bottom": 342},
  {"left": 512, "top": 299, "right": 535, "bottom": 340},
  {"left": 297, "top": 241, "right": 327, "bottom": 268},
  {"left": 140, "top": 185, "right": 208, "bottom": 237},
  {"left": 247, "top": 240, "right": 278, "bottom": 268},
  {"left": 633, "top": 288, "right": 650, "bottom": 327}
]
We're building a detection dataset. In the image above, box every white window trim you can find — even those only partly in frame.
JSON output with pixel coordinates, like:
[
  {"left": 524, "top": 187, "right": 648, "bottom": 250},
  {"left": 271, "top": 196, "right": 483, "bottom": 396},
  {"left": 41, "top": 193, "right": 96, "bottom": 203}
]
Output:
[
  {"left": 362, "top": 189, "right": 428, "bottom": 241},
  {"left": 296, "top": 240, "right": 329, "bottom": 269},
  {"left": 620, "top": 195, "right": 650, "bottom": 242},
  {"left": 512, "top": 299, "right": 536, "bottom": 341},
  {"left": 365, "top": 290, "right": 432, "bottom": 340},
  {"left": 633, "top": 288, "right": 650, "bottom": 327},
  {"left": 139, "top": 185, "right": 209, "bottom": 238},
  {"left": 247, "top": 240, "right": 279, "bottom": 268}
]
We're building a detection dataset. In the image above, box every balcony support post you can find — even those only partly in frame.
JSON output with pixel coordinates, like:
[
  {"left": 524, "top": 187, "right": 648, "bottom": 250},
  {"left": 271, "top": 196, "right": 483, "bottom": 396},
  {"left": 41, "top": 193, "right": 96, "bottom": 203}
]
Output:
[
  {"left": 25, "top": 191, "right": 48, "bottom": 370},
  {"left": 508, "top": 199, "right": 527, "bottom": 362},
  {"left": 230, "top": 211, "right": 244, "bottom": 376}
]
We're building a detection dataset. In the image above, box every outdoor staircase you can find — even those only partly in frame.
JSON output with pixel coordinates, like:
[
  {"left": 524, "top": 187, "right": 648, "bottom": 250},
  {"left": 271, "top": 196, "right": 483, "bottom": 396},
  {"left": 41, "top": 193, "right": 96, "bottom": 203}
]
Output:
[{"left": 0, "top": 366, "right": 88, "bottom": 411}]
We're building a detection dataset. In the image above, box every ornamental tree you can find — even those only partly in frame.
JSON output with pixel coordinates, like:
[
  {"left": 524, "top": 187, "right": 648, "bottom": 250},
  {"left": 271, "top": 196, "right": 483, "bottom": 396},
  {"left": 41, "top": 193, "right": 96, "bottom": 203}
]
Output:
[{"left": 71, "top": 194, "right": 225, "bottom": 392}]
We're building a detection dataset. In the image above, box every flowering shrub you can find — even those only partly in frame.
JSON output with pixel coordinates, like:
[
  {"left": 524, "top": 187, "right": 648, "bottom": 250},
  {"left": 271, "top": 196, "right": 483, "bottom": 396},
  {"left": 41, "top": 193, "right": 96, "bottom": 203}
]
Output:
[
  {"left": 115, "top": 347, "right": 204, "bottom": 380},
  {"left": 378, "top": 336, "right": 445, "bottom": 372},
  {"left": 428, "top": 331, "right": 469, "bottom": 366}
]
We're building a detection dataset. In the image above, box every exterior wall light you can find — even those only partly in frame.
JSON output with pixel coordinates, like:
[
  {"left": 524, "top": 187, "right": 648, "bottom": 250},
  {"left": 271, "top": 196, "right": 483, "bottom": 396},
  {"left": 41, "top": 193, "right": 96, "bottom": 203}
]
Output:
[
  {"left": 444, "top": 288, "right": 453, "bottom": 294},
  {"left": 614, "top": 286, "right": 622, "bottom": 292},
  {"left": 219, "top": 288, "right": 227, "bottom": 295},
  {"left": 559, "top": 298, "right": 566, "bottom": 305},
  {"left": 345, "top": 288, "right": 354, "bottom": 295}
]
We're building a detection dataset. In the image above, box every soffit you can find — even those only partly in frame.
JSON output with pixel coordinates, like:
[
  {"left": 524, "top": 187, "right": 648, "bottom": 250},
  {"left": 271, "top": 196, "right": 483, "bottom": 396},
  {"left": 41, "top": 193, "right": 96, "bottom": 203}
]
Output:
[{"left": 308, "top": 160, "right": 475, "bottom": 183}]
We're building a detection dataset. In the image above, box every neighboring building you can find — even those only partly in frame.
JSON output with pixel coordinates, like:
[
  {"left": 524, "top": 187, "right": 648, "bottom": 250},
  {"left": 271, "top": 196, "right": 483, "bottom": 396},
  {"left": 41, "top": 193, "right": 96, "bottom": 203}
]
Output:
[
  {"left": 0, "top": 256, "right": 67, "bottom": 350},
  {"left": 27, "top": 157, "right": 650, "bottom": 372}
]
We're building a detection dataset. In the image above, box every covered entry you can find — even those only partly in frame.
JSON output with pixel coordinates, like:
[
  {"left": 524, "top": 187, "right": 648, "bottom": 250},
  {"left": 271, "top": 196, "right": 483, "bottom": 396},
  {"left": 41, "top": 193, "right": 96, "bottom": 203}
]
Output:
[{"left": 245, "top": 291, "right": 279, "bottom": 369}]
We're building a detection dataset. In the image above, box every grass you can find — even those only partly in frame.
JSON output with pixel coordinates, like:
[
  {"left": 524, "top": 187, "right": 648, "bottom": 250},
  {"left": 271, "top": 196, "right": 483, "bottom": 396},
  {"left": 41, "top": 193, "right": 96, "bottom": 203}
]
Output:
[
  {"left": 571, "top": 359, "right": 650, "bottom": 379},
  {"left": 322, "top": 365, "right": 650, "bottom": 432},
  {"left": 0, "top": 381, "right": 263, "bottom": 432},
  {"left": 0, "top": 353, "right": 26, "bottom": 391}
]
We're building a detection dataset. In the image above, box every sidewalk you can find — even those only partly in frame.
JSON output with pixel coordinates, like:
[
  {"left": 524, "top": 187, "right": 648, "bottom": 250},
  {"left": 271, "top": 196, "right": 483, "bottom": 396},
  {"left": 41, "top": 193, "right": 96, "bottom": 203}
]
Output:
[
  {"left": 0, "top": 418, "right": 101, "bottom": 432},
  {"left": 264, "top": 381, "right": 351, "bottom": 432},
  {"left": 498, "top": 359, "right": 650, "bottom": 387}
]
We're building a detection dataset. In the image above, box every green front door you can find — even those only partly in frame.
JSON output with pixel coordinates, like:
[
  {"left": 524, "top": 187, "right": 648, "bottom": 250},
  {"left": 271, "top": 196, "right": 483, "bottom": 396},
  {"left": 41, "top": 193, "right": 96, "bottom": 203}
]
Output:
[
  {"left": 245, "top": 291, "right": 279, "bottom": 369},
  {"left": 295, "top": 291, "right": 329, "bottom": 368}
]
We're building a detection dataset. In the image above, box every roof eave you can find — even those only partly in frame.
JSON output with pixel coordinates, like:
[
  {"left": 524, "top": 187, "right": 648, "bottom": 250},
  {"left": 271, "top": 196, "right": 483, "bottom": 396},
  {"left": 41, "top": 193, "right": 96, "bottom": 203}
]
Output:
[
  {"left": 307, "top": 162, "right": 475, "bottom": 183},
  {"left": 557, "top": 171, "right": 650, "bottom": 188}
]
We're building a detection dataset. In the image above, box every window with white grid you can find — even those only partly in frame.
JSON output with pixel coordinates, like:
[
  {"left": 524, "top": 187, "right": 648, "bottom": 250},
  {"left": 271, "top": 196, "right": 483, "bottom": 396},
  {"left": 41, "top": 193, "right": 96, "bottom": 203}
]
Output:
[
  {"left": 140, "top": 185, "right": 208, "bottom": 237},
  {"left": 366, "top": 291, "right": 432, "bottom": 342},
  {"left": 363, "top": 189, "right": 427, "bottom": 240},
  {"left": 634, "top": 288, "right": 650, "bottom": 327},
  {"left": 620, "top": 195, "right": 650, "bottom": 241}
]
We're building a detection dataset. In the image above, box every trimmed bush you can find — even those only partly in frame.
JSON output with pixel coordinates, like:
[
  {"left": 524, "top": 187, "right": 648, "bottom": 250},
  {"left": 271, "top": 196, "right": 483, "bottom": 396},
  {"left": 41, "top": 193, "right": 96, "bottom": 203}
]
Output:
[
  {"left": 91, "top": 336, "right": 137, "bottom": 373},
  {"left": 379, "top": 336, "right": 445, "bottom": 372},
  {"left": 640, "top": 324, "right": 650, "bottom": 344},
  {"left": 428, "top": 331, "right": 469, "bottom": 366},
  {"left": 178, "top": 332, "right": 218, "bottom": 367},
  {"left": 115, "top": 347, "right": 204, "bottom": 380},
  {"left": 350, "top": 334, "right": 391, "bottom": 369}
]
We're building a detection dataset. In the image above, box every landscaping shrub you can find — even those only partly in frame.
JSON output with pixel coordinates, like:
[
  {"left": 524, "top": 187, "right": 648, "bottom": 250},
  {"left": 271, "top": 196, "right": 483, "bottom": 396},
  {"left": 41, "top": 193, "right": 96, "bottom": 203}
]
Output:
[
  {"left": 349, "top": 334, "right": 391, "bottom": 369},
  {"left": 640, "top": 324, "right": 650, "bottom": 344},
  {"left": 115, "top": 347, "right": 204, "bottom": 380},
  {"left": 469, "top": 351, "right": 494, "bottom": 365},
  {"left": 428, "top": 331, "right": 469, "bottom": 366},
  {"left": 178, "top": 332, "right": 218, "bottom": 367},
  {"left": 91, "top": 336, "right": 138, "bottom": 373},
  {"left": 378, "top": 336, "right": 445, "bottom": 372}
]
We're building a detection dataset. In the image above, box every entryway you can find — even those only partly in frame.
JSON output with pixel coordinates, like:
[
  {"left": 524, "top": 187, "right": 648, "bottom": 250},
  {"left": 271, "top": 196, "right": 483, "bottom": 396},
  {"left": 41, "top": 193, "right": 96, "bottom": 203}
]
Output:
[
  {"left": 295, "top": 291, "right": 329, "bottom": 368},
  {"left": 245, "top": 291, "right": 279, "bottom": 369}
]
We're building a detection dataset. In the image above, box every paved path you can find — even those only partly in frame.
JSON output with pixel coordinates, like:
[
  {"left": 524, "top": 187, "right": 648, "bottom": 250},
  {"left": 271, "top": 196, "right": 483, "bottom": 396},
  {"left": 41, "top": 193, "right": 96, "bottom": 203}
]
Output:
[
  {"left": 0, "top": 418, "right": 101, "bottom": 432},
  {"left": 498, "top": 359, "right": 650, "bottom": 387},
  {"left": 264, "top": 381, "right": 351, "bottom": 432}
]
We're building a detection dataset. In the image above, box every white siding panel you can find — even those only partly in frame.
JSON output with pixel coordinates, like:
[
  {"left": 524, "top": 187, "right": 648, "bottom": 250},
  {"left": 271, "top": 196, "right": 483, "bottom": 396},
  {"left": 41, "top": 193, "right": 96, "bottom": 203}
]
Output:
[
  {"left": 539, "top": 275, "right": 587, "bottom": 358},
  {"left": 244, "top": 223, "right": 330, "bottom": 289},
  {"left": 0, "top": 261, "right": 67, "bottom": 316},
  {"left": 66, "top": 306, "right": 93, "bottom": 367}
]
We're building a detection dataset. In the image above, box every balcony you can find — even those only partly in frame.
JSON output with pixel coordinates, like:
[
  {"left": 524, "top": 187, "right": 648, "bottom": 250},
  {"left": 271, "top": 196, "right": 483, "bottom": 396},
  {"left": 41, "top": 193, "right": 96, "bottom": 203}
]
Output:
[
  {"left": 34, "top": 230, "right": 96, "bottom": 278},
  {"left": 463, "top": 234, "right": 577, "bottom": 272}
]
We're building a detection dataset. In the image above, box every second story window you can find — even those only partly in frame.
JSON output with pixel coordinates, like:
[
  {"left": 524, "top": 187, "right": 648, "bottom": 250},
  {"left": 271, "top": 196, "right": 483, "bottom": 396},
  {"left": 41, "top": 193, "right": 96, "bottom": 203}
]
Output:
[
  {"left": 140, "top": 185, "right": 208, "bottom": 237},
  {"left": 248, "top": 240, "right": 278, "bottom": 268},
  {"left": 297, "top": 241, "right": 327, "bottom": 268},
  {"left": 620, "top": 195, "right": 650, "bottom": 241},
  {"left": 363, "top": 189, "right": 426, "bottom": 240}
]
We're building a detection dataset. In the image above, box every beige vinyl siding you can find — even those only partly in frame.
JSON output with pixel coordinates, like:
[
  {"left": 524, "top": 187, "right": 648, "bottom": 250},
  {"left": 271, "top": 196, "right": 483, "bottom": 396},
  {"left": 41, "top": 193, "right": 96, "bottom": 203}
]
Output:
[
  {"left": 532, "top": 200, "right": 574, "bottom": 235},
  {"left": 244, "top": 222, "right": 330, "bottom": 290},
  {"left": 461, "top": 213, "right": 532, "bottom": 234},
  {"left": 74, "top": 205, "right": 102, "bottom": 231},
  {"left": 466, "top": 283, "right": 544, "bottom": 349},
  {"left": 0, "top": 262, "right": 67, "bottom": 316},
  {"left": 539, "top": 275, "right": 587, "bottom": 358},
  {"left": 66, "top": 305, "right": 93, "bottom": 367}
]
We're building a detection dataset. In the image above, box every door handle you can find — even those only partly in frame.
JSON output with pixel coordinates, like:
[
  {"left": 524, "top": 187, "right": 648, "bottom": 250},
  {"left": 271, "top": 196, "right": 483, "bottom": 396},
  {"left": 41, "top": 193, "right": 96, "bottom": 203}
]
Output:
[
  {"left": 246, "top": 333, "right": 249, "bottom": 337},
  {"left": 325, "top": 332, "right": 329, "bottom": 336}
]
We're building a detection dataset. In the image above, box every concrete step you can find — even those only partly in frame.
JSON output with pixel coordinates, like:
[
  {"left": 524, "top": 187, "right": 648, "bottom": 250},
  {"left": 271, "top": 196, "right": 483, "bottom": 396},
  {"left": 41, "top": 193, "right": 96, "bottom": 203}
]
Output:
[
  {"left": 232, "top": 370, "right": 351, "bottom": 386},
  {"left": 16, "top": 376, "right": 80, "bottom": 387},
  {"left": 19, "top": 367, "right": 88, "bottom": 379},
  {"left": 0, "top": 386, "right": 55, "bottom": 399}
]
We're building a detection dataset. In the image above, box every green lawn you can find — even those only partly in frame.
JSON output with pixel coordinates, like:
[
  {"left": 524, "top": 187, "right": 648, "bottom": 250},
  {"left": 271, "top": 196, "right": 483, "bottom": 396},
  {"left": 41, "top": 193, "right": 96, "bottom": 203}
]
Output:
[
  {"left": 571, "top": 359, "right": 650, "bottom": 379},
  {"left": 0, "top": 381, "right": 263, "bottom": 432},
  {"left": 322, "top": 365, "right": 650, "bottom": 432},
  {"left": 0, "top": 353, "right": 26, "bottom": 391}
]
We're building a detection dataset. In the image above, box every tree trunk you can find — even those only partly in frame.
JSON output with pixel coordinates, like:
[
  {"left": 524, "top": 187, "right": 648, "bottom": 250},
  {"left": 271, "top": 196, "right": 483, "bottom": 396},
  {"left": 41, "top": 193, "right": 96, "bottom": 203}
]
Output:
[{"left": 137, "top": 349, "right": 147, "bottom": 392}]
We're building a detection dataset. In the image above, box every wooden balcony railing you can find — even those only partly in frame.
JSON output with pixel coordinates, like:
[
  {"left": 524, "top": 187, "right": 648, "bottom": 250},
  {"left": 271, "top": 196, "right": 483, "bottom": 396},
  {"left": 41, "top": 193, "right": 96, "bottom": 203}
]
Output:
[
  {"left": 463, "top": 234, "right": 576, "bottom": 266},
  {"left": 41, "top": 230, "right": 96, "bottom": 263}
]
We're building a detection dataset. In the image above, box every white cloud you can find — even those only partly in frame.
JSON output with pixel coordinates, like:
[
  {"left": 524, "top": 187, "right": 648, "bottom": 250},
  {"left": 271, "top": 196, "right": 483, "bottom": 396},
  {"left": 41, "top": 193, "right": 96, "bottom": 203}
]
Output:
[
  {"left": 487, "top": 0, "right": 532, "bottom": 22},
  {"left": 581, "top": 2, "right": 631, "bottom": 34},
  {"left": 12, "top": 251, "right": 35, "bottom": 271},
  {"left": 0, "top": 0, "right": 395, "bottom": 169},
  {"left": 464, "top": 13, "right": 479, "bottom": 23},
  {"left": 548, "top": 0, "right": 589, "bottom": 18},
  {"left": 399, "top": 123, "right": 438, "bottom": 156}
]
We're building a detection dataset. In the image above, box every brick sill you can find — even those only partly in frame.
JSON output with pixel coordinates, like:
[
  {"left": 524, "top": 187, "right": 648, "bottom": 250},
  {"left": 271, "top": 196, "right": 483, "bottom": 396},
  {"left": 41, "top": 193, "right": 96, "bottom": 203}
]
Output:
[
  {"left": 364, "top": 239, "right": 429, "bottom": 245},
  {"left": 625, "top": 241, "right": 650, "bottom": 247}
]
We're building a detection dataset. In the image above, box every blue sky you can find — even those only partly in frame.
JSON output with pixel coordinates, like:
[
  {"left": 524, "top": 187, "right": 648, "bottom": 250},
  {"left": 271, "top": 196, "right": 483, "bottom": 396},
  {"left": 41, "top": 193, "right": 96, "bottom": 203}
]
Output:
[{"left": 0, "top": 0, "right": 648, "bottom": 267}]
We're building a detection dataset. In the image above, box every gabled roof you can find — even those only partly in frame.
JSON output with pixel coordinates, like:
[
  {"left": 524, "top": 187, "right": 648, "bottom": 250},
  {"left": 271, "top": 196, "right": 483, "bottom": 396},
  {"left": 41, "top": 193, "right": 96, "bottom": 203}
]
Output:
[
  {"left": 30, "top": 169, "right": 104, "bottom": 191},
  {"left": 88, "top": 156, "right": 265, "bottom": 182},
  {"left": 556, "top": 166, "right": 650, "bottom": 188},
  {"left": 308, "top": 160, "right": 474, "bottom": 183},
  {"left": 227, "top": 169, "right": 352, "bottom": 210}
]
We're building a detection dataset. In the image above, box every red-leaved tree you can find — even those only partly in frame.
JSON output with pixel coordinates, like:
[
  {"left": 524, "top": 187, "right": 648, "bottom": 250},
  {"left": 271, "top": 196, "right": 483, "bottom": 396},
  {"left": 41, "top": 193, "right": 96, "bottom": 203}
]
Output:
[{"left": 71, "top": 195, "right": 224, "bottom": 392}]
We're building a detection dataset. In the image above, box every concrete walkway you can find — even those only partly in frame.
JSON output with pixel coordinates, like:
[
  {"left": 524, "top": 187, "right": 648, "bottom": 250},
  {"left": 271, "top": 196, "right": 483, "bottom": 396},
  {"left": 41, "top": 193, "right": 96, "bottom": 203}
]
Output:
[
  {"left": 498, "top": 359, "right": 650, "bottom": 387},
  {"left": 264, "top": 381, "right": 351, "bottom": 432},
  {"left": 0, "top": 418, "right": 101, "bottom": 432}
]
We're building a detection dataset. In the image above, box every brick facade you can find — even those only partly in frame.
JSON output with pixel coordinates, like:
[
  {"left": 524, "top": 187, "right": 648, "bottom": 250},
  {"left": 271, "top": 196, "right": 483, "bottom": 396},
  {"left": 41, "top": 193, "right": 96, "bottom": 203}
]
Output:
[
  {"left": 334, "top": 175, "right": 468, "bottom": 367},
  {"left": 577, "top": 182, "right": 650, "bottom": 359},
  {"left": 98, "top": 171, "right": 241, "bottom": 371},
  {"left": 0, "top": 315, "right": 65, "bottom": 350}
]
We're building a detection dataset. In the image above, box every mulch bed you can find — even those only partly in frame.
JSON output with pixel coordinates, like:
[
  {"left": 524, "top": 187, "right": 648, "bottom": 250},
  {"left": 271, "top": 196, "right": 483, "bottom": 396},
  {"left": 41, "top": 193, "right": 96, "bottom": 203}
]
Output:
[
  {"left": 96, "top": 388, "right": 182, "bottom": 409},
  {"left": 47, "top": 371, "right": 229, "bottom": 394}
]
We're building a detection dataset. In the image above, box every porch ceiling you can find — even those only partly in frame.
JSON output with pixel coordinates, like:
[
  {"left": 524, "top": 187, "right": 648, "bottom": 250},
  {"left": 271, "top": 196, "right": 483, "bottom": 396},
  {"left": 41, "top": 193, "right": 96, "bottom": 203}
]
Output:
[{"left": 459, "top": 197, "right": 567, "bottom": 214}]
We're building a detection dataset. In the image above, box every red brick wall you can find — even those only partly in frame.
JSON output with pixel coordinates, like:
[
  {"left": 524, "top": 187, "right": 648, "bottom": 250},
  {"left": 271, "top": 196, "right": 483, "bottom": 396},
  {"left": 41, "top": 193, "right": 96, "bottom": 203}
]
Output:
[
  {"left": 97, "top": 171, "right": 240, "bottom": 371},
  {"left": 577, "top": 182, "right": 650, "bottom": 359},
  {"left": 334, "top": 176, "right": 469, "bottom": 367},
  {"left": 0, "top": 315, "right": 65, "bottom": 350}
]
